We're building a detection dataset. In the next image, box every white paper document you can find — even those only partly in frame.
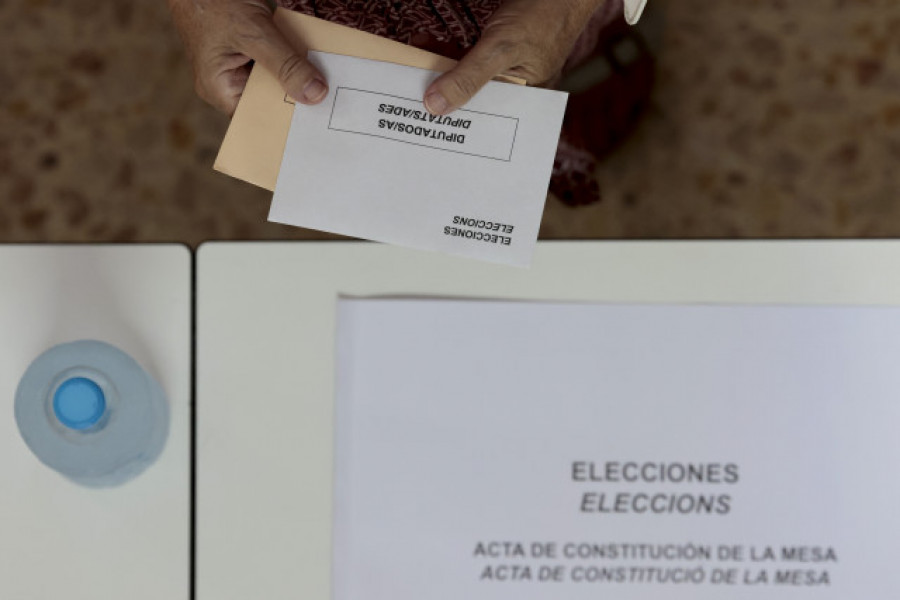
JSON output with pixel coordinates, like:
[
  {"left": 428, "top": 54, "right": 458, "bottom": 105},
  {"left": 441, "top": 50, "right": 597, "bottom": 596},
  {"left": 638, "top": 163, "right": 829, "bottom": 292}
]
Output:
[
  {"left": 269, "top": 53, "right": 568, "bottom": 267},
  {"left": 334, "top": 298, "right": 900, "bottom": 599}
]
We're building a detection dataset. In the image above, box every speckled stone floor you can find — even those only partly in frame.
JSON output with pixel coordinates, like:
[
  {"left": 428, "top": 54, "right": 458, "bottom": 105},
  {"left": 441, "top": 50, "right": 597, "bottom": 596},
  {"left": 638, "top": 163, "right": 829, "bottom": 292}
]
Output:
[{"left": 2, "top": 0, "right": 899, "bottom": 244}]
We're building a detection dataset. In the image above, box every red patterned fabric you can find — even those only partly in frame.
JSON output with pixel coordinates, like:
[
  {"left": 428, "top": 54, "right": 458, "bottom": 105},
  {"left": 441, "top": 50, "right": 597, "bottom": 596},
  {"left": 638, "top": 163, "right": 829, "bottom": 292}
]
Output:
[
  {"left": 277, "top": 0, "right": 620, "bottom": 65},
  {"left": 276, "top": 0, "right": 630, "bottom": 204},
  {"left": 278, "top": 0, "right": 500, "bottom": 58}
]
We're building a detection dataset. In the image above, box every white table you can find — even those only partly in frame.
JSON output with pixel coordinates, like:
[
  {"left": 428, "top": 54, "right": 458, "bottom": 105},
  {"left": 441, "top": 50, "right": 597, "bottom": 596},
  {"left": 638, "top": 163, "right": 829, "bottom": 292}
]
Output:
[
  {"left": 0, "top": 244, "right": 191, "bottom": 600},
  {"left": 196, "top": 240, "right": 900, "bottom": 600}
]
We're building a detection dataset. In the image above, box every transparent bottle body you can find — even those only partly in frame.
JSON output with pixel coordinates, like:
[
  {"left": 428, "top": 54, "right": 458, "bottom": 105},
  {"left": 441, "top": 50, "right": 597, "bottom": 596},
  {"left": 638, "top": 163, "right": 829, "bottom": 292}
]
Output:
[{"left": 15, "top": 340, "right": 169, "bottom": 487}]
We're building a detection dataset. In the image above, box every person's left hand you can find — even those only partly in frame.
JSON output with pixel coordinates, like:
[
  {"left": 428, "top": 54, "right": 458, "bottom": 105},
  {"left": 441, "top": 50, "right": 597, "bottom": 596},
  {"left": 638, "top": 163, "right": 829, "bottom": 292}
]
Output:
[{"left": 423, "top": 0, "right": 604, "bottom": 115}]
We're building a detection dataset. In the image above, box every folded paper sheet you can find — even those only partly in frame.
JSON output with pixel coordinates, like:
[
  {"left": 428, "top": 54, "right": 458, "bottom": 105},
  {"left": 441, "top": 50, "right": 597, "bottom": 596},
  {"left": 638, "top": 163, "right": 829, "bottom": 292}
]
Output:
[
  {"left": 334, "top": 298, "right": 900, "bottom": 599},
  {"left": 268, "top": 52, "right": 568, "bottom": 267}
]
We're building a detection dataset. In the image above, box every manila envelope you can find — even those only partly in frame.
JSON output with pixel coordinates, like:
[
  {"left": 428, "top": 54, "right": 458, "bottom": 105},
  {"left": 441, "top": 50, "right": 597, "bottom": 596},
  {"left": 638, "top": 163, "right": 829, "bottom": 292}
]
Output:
[{"left": 214, "top": 8, "right": 524, "bottom": 192}]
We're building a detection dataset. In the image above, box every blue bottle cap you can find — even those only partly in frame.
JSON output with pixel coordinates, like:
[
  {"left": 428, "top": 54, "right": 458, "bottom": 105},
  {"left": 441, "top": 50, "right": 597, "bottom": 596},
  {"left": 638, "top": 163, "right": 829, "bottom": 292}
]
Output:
[{"left": 53, "top": 377, "right": 107, "bottom": 430}]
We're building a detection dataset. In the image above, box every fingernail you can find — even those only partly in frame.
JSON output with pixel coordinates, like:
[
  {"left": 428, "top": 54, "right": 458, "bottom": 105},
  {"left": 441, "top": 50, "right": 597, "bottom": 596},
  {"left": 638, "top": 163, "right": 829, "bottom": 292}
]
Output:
[
  {"left": 301, "top": 78, "right": 328, "bottom": 103},
  {"left": 424, "top": 92, "right": 450, "bottom": 115}
]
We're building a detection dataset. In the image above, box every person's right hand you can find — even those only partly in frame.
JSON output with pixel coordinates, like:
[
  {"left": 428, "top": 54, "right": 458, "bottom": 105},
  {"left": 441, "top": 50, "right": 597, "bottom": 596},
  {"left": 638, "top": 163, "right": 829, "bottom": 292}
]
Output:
[{"left": 167, "top": 0, "right": 328, "bottom": 115}]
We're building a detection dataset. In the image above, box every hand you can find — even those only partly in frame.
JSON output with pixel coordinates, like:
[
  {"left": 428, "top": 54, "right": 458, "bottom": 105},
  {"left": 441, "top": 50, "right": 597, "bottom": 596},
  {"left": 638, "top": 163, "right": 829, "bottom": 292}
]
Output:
[
  {"left": 167, "top": 0, "right": 328, "bottom": 115},
  {"left": 424, "top": 0, "right": 604, "bottom": 115}
]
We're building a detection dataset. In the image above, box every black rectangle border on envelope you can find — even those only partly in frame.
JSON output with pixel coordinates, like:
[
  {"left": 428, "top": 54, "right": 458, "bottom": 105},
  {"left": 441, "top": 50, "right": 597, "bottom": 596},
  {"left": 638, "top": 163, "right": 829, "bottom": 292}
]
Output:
[{"left": 326, "top": 87, "right": 519, "bottom": 162}]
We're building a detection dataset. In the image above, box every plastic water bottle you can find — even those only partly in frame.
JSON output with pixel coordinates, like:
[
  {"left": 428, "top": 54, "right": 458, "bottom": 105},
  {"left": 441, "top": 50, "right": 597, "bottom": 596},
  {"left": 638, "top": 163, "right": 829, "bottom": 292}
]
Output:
[{"left": 14, "top": 340, "right": 169, "bottom": 487}]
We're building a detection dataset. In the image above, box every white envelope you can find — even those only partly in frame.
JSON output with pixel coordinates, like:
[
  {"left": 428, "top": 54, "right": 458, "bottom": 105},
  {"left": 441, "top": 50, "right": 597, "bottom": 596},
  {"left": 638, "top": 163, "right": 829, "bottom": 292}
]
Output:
[{"left": 268, "top": 52, "right": 568, "bottom": 267}]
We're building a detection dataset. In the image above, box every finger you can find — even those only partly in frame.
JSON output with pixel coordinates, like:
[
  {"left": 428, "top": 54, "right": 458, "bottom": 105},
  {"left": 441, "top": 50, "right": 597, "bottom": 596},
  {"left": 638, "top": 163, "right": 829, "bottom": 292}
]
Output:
[
  {"left": 197, "top": 77, "right": 238, "bottom": 115},
  {"left": 236, "top": 16, "right": 328, "bottom": 105},
  {"left": 198, "top": 61, "right": 252, "bottom": 116},
  {"left": 424, "top": 34, "right": 517, "bottom": 115},
  {"left": 221, "top": 65, "right": 252, "bottom": 115}
]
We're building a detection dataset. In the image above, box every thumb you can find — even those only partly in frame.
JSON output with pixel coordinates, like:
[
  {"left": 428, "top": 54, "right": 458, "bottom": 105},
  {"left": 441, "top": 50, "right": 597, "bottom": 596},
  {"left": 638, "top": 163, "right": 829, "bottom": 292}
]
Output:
[
  {"left": 238, "top": 17, "right": 328, "bottom": 105},
  {"left": 425, "top": 36, "right": 515, "bottom": 115}
]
